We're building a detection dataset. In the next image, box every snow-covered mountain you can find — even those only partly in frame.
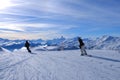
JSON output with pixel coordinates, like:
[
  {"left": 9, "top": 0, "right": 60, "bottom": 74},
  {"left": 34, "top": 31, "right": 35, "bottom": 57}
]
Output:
[
  {"left": 46, "top": 36, "right": 66, "bottom": 46},
  {"left": 61, "top": 35, "right": 120, "bottom": 50},
  {"left": 0, "top": 39, "right": 43, "bottom": 51},
  {"left": 0, "top": 35, "right": 120, "bottom": 51},
  {"left": 91, "top": 35, "right": 120, "bottom": 50}
]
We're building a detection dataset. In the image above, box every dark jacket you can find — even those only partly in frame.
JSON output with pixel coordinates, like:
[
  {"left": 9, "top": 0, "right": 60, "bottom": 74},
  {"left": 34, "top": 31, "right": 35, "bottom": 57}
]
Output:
[
  {"left": 25, "top": 41, "right": 30, "bottom": 47},
  {"left": 78, "top": 38, "right": 84, "bottom": 48}
]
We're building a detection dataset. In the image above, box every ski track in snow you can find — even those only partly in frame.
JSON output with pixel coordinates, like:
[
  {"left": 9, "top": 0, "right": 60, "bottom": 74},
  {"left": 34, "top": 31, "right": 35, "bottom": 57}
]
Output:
[{"left": 0, "top": 50, "right": 120, "bottom": 80}]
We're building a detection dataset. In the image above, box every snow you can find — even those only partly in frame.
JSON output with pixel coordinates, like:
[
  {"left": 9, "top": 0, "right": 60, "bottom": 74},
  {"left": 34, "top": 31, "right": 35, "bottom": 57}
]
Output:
[
  {"left": 32, "top": 46, "right": 59, "bottom": 51},
  {"left": 0, "top": 50, "right": 120, "bottom": 80}
]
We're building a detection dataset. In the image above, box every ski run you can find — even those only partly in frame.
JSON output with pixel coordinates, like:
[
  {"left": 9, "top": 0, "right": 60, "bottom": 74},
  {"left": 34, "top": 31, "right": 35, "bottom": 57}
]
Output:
[{"left": 0, "top": 49, "right": 120, "bottom": 80}]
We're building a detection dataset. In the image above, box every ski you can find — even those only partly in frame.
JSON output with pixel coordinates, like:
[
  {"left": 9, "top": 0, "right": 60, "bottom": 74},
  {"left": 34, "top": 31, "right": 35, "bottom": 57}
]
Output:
[{"left": 81, "top": 54, "right": 92, "bottom": 57}]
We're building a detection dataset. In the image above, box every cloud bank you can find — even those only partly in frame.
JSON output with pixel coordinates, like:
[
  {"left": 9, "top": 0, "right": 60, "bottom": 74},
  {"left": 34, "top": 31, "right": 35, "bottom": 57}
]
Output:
[{"left": 0, "top": 0, "right": 120, "bottom": 39}]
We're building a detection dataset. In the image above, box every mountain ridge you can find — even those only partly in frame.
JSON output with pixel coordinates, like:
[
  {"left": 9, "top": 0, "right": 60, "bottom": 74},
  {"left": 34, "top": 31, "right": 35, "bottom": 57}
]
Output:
[{"left": 0, "top": 35, "right": 120, "bottom": 50}]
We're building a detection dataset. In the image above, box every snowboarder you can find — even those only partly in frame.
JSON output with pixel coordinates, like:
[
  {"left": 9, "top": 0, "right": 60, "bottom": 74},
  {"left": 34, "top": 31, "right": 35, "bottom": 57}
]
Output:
[
  {"left": 78, "top": 37, "right": 87, "bottom": 56},
  {"left": 25, "top": 40, "right": 31, "bottom": 53}
]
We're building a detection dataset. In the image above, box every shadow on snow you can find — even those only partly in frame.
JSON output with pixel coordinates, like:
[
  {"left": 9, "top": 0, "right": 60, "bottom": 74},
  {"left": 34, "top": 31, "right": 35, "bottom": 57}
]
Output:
[{"left": 91, "top": 55, "right": 120, "bottom": 62}]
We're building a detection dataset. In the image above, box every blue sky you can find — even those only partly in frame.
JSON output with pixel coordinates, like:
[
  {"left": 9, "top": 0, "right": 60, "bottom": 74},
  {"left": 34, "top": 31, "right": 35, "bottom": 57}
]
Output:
[{"left": 0, "top": 0, "right": 120, "bottom": 40}]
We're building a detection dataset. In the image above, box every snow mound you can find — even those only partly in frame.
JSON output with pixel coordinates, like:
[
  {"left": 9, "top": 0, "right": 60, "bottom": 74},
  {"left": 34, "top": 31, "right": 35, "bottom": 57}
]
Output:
[
  {"left": 33, "top": 45, "right": 59, "bottom": 51},
  {"left": 0, "top": 47, "right": 11, "bottom": 53},
  {"left": 0, "top": 47, "right": 3, "bottom": 52}
]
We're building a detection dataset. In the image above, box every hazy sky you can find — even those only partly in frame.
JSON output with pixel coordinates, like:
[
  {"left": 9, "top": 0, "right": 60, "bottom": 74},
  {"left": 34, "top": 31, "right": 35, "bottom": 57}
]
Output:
[{"left": 0, "top": 0, "right": 120, "bottom": 40}]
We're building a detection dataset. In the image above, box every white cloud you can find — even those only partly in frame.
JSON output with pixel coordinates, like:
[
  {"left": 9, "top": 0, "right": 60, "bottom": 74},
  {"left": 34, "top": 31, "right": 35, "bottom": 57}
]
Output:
[
  {"left": 1, "top": 0, "right": 120, "bottom": 23},
  {"left": 0, "top": 22, "right": 58, "bottom": 31},
  {"left": 0, "top": 0, "right": 16, "bottom": 10},
  {"left": 1, "top": 0, "right": 120, "bottom": 20},
  {"left": 0, "top": 0, "right": 120, "bottom": 39},
  {"left": 0, "top": 30, "right": 62, "bottom": 40}
]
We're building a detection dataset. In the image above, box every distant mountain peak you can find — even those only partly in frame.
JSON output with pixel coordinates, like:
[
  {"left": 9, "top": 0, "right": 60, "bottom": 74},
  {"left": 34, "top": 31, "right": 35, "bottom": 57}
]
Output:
[{"left": 0, "top": 35, "right": 120, "bottom": 50}]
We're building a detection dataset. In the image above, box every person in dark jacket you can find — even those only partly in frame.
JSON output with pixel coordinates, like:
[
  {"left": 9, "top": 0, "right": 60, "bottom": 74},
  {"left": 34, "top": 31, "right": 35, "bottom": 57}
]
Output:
[
  {"left": 25, "top": 40, "right": 31, "bottom": 53},
  {"left": 78, "top": 37, "right": 87, "bottom": 56}
]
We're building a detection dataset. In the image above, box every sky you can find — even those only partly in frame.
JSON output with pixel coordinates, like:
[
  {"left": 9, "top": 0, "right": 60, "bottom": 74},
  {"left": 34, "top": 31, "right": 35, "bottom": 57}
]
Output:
[{"left": 0, "top": 0, "right": 120, "bottom": 40}]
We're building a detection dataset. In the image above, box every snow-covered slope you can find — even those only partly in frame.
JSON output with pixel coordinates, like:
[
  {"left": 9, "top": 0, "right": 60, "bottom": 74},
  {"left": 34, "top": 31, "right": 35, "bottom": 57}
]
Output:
[{"left": 0, "top": 50, "right": 120, "bottom": 80}]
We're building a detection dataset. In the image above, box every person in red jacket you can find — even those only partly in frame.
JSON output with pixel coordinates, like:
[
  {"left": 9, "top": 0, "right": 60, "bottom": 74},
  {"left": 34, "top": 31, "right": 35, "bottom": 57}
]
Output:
[
  {"left": 25, "top": 40, "right": 31, "bottom": 53},
  {"left": 78, "top": 37, "right": 87, "bottom": 56}
]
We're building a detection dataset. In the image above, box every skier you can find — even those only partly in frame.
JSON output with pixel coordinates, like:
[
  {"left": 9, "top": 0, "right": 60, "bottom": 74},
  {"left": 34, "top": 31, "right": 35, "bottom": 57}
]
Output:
[
  {"left": 25, "top": 40, "right": 31, "bottom": 53},
  {"left": 78, "top": 37, "right": 87, "bottom": 56}
]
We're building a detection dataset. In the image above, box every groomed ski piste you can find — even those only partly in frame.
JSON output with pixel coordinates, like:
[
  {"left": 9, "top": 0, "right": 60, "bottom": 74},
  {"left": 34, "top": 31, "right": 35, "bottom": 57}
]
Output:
[{"left": 0, "top": 48, "right": 120, "bottom": 80}]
